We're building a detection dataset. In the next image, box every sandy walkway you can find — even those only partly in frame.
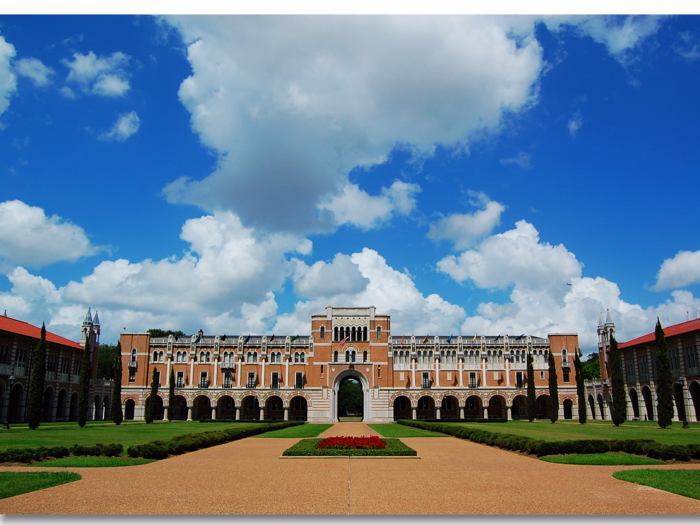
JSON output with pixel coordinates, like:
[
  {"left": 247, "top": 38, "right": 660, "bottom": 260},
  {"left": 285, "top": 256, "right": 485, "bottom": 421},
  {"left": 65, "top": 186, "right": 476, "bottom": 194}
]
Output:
[{"left": 1, "top": 423, "right": 699, "bottom": 515}]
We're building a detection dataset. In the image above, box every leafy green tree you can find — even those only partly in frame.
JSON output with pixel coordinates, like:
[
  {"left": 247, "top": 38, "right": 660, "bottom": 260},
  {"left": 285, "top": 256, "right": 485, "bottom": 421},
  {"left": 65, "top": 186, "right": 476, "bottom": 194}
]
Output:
[
  {"left": 655, "top": 319, "right": 674, "bottom": 429},
  {"left": 581, "top": 352, "right": 602, "bottom": 380},
  {"left": 168, "top": 367, "right": 175, "bottom": 422},
  {"left": 526, "top": 351, "right": 536, "bottom": 422},
  {"left": 574, "top": 349, "right": 587, "bottom": 424},
  {"left": 548, "top": 350, "right": 559, "bottom": 423},
  {"left": 111, "top": 342, "right": 123, "bottom": 425},
  {"left": 147, "top": 329, "right": 185, "bottom": 338},
  {"left": 145, "top": 367, "right": 159, "bottom": 424},
  {"left": 338, "top": 379, "right": 362, "bottom": 417},
  {"left": 610, "top": 335, "right": 627, "bottom": 426},
  {"left": 26, "top": 323, "right": 47, "bottom": 430},
  {"left": 77, "top": 338, "right": 91, "bottom": 428},
  {"left": 96, "top": 343, "right": 119, "bottom": 380}
]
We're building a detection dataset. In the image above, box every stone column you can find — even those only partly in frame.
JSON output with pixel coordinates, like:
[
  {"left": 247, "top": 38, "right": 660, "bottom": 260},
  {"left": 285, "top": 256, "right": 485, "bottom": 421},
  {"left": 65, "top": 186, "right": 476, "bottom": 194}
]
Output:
[
  {"left": 436, "top": 405, "right": 441, "bottom": 420},
  {"left": 285, "top": 356, "right": 290, "bottom": 387},
  {"left": 411, "top": 358, "right": 416, "bottom": 389},
  {"left": 506, "top": 358, "right": 510, "bottom": 387},
  {"left": 259, "top": 407, "right": 265, "bottom": 421},
  {"left": 435, "top": 358, "right": 440, "bottom": 388},
  {"left": 187, "top": 406, "right": 192, "bottom": 421},
  {"left": 459, "top": 406, "right": 465, "bottom": 419},
  {"left": 284, "top": 407, "right": 289, "bottom": 421},
  {"left": 163, "top": 407, "right": 169, "bottom": 421},
  {"left": 459, "top": 357, "right": 464, "bottom": 387},
  {"left": 261, "top": 358, "right": 266, "bottom": 388},
  {"left": 482, "top": 405, "right": 488, "bottom": 419},
  {"left": 212, "top": 357, "right": 218, "bottom": 388},
  {"left": 166, "top": 356, "right": 171, "bottom": 387},
  {"left": 235, "top": 405, "right": 240, "bottom": 420},
  {"left": 507, "top": 406, "right": 512, "bottom": 421},
  {"left": 412, "top": 406, "right": 417, "bottom": 420},
  {"left": 482, "top": 358, "right": 487, "bottom": 387}
]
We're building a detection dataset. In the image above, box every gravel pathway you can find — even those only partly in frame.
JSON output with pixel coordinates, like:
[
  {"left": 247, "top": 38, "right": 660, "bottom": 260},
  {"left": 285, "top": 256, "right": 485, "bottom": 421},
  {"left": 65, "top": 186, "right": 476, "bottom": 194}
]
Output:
[{"left": 1, "top": 423, "right": 699, "bottom": 515}]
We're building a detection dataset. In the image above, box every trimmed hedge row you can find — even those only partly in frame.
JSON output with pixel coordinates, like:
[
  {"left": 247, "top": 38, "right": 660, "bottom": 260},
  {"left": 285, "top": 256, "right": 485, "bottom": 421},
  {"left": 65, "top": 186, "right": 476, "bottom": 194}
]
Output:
[
  {"left": 397, "top": 420, "right": 700, "bottom": 461},
  {"left": 414, "top": 418, "right": 508, "bottom": 424},
  {"left": 0, "top": 442, "right": 124, "bottom": 464},
  {"left": 127, "top": 421, "right": 304, "bottom": 459}
]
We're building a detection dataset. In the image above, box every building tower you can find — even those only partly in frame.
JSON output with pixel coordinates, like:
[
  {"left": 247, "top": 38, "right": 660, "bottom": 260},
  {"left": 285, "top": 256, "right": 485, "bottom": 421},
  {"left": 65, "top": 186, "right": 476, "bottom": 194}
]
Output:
[
  {"left": 79, "top": 308, "right": 101, "bottom": 387},
  {"left": 597, "top": 309, "right": 615, "bottom": 382}
]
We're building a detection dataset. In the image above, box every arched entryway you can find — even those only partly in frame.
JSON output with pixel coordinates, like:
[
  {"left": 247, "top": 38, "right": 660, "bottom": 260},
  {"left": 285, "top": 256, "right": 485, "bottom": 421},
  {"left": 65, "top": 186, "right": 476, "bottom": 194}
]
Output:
[
  {"left": 464, "top": 395, "right": 482, "bottom": 418},
  {"left": 149, "top": 395, "right": 165, "bottom": 421},
  {"left": 69, "top": 392, "right": 79, "bottom": 421},
  {"left": 416, "top": 396, "right": 435, "bottom": 419},
  {"left": 241, "top": 396, "right": 260, "bottom": 420},
  {"left": 193, "top": 395, "right": 212, "bottom": 420},
  {"left": 290, "top": 396, "right": 307, "bottom": 421},
  {"left": 673, "top": 383, "right": 687, "bottom": 422},
  {"left": 94, "top": 395, "right": 103, "bottom": 421},
  {"left": 265, "top": 395, "right": 284, "bottom": 420},
  {"left": 337, "top": 377, "right": 363, "bottom": 420},
  {"left": 124, "top": 399, "right": 135, "bottom": 420},
  {"left": 536, "top": 395, "right": 550, "bottom": 420},
  {"left": 563, "top": 398, "right": 573, "bottom": 420},
  {"left": 629, "top": 388, "right": 640, "bottom": 419},
  {"left": 170, "top": 395, "right": 188, "bottom": 420},
  {"left": 393, "top": 396, "right": 411, "bottom": 420},
  {"left": 331, "top": 369, "right": 370, "bottom": 422},
  {"left": 103, "top": 395, "right": 111, "bottom": 420},
  {"left": 441, "top": 395, "right": 459, "bottom": 419},
  {"left": 588, "top": 395, "right": 596, "bottom": 419},
  {"left": 43, "top": 387, "right": 55, "bottom": 422},
  {"left": 8, "top": 383, "right": 25, "bottom": 424},
  {"left": 597, "top": 394, "right": 605, "bottom": 420},
  {"left": 642, "top": 386, "right": 654, "bottom": 421},
  {"left": 512, "top": 395, "right": 527, "bottom": 420},
  {"left": 57, "top": 389, "right": 68, "bottom": 421},
  {"left": 487, "top": 395, "right": 506, "bottom": 419},
  {"left": 217, "top": 395, "right": 236, "bottom": 420},
  {"left": 689, "top": 381, "right": 700, "bottom": 422}
]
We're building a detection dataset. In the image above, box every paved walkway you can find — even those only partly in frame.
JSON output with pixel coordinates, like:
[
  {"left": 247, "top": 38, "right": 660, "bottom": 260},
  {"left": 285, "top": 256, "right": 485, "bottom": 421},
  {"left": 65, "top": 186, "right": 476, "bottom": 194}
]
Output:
[
  {"left": 1, "top": 423, "right": 700, "bottom": 514},
  {"left": 318, "top": 422, "right": 381, "bottom": 438}
]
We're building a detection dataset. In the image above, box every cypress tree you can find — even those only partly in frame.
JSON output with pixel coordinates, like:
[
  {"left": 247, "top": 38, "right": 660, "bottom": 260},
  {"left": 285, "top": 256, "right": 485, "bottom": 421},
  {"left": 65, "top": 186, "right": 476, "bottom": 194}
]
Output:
[
  {"left": 655, "top": 319, "right": 674, "bottom": 429},
  {"left": 26, "top": 323, "right": 47, "bottom": 430},
  {"left": 526, "top": 351, "right": 536, "bottom": 421},
  {"left": 610, "top": 335, "right": 627, "bottom": 426},
  {"left": 77, "top": 337, "right": 91, "bottom": 427},
  {"left": 548, "top": 350, "right": 559, "bottom": 423},
  {"left": 574, "top": 349, "right": 587, "bottom": 424},
  {"left": 111, "top": 342, "right": 123, "bottom": 425},
  {"left": 145, "top": 367, "right": 159, "bottom": 424},
  {"left": 168, "top": 367, "right": 175, "bottom": 422}
]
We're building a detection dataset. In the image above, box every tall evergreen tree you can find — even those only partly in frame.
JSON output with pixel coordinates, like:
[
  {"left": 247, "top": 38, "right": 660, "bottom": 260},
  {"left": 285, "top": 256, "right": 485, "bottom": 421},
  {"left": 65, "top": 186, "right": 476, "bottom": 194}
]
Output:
[
  {"left": 145, "top": 367, "right": 159, "bottom": 424},
  {"left": 77, "top": 337, "right": 91, "bottom": 427},
  {"left": 168, "top": 367, "right": 175, "bottom": 422},
  {"left": 548, "top": 350, "right": 559, "bottom": 423},
  {"left": 610, "top": 335, "right": 627, "bottom": 426},
  {"left": 526, "top": 351, "right": 536, "bottom": 422},
  {"left": 111, "top": 342, "right": 123, "bottom": 425},
  {"left": 26, "top": 323, "right": 47, "bottom": 430},
  {"left": 654, "top": 319, "right": 674, "bottom": 429},
  {"left": 574, "top": 349, "right": 587, "bottom": 424}
]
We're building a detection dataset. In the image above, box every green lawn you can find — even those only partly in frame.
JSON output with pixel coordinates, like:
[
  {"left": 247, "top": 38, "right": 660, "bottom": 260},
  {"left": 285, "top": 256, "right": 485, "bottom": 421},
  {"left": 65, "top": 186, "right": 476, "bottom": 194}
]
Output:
[
  {"left": 0, "top": 420, "right": 267, "bottom": 452},
  {"left": 256, "top": 424, "right": 333, "bottom": 438},
  {"left": 31, "top": 457, "right": 155, "bottom": 468},
  {"left": 0, "top": 472, "right": 81, "bottom": 500},
  {"left": 368, "top": 423, "right": 448, "bottom": 438},
  {"left": 613, "top": 469, "right": 700, "bottom": 500},
  {"left": 282, "top": 438, "right": 417, "bottom": 456},
  {"left": 540, "top": 452, "right": 666, "bottom": 465},
  {"left": 448, "top": 419, "right": 700, "bottom": 446}
]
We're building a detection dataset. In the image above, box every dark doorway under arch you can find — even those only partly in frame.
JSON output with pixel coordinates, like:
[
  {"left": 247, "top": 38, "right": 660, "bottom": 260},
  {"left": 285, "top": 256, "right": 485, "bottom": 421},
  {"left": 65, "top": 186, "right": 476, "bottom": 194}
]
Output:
[{"left": 338, "top": 377, "right": 363, "bottom": 420}]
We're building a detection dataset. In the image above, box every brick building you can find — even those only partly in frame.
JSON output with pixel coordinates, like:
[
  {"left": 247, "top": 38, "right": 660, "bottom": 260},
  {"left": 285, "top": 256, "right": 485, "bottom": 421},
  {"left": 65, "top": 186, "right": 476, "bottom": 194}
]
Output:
[
  {"left": 0, "top": 309, "right": 107, "bottom": 425},
  {"left": 120, "top": 306, "right": 580, "bottom": 422},
  {"left": 586, "top": 311, "right": 700, "bottom": 423}
]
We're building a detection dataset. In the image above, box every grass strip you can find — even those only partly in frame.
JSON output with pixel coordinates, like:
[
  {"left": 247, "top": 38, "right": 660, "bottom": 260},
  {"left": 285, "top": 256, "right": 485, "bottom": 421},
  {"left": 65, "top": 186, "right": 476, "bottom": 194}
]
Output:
[
  {"left": 282, "top": 438, "right": 417, "bottom": 456},
  {"left": 367, "top": 423, "right": 447, "bottom": 438},
  {"left": 0, "top": 472, "right": 81, "bottom": 500},
  {"left": 613, "top": 469, "right": 700, "bottom": 500},
  {"left": 541, "top": 452, "right": 666, "bottom": 465},
  {"left": 31, "top": 457, "right": 155, "bottom": 468},
  {"left": 256, "top": 424, "right": 333, "bottom": 438}
]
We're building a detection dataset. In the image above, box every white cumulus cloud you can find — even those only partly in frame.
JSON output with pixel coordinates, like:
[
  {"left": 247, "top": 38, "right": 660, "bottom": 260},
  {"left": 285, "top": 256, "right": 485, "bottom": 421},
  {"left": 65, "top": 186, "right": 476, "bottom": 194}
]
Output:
[
  {"left": 62, "top": 51, "right": 130, "bottom": 97},
  {"left": 14, "top": 57, "right": 55, "bottom": 86},
  {"left": 427, "top": 191, "right": 505, "bottom": 250},
  {"left": 292, "top": 253, "right": 369, "bottom": 298},
  {"left": 0, "top": 200, "right": 99, "bottom": 270},
  {"left": 568, "top": 110, "right": 582, "bottom": 137},
  {"left": 500, "top": 152, "right": 532, "bottom": 169},
  {"left": 654, "top": 250, "right": 700, "bottom": 290},
  {"left": 99, "top": 111, "right": 140, "bottom": 142},
  {"left": 0, "top": 35, "right": 17, "bottom": 117}
]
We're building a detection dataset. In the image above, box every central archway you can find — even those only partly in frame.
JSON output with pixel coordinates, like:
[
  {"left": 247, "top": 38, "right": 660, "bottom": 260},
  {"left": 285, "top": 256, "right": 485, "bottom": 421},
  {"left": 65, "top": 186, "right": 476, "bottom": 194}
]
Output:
[{"left": 331, "top": 369, "right": 370, "bottom": 422}]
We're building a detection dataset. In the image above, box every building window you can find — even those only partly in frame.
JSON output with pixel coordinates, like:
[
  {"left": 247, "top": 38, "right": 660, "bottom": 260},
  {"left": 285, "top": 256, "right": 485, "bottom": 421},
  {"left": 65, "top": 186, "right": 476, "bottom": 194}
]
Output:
[
  {"left": 320, "top": 365, "right": 324, "bottom": 376},
  {"left": 74, "top": 360, "right": 82, "bottom": 376},
  {"left": 469, "top": 372, "right": 477, "bottom": 389},
  {"left": 563, "top": 370, "right": 570, "bottom": 383},
  {"left": 176, "top": 371, "right": 184, "bottom": 388},
  {"left": 334, "top": 326, "right": 339, "bottom": 341},
  {"left": 295, "top": 372, "right": 304, "bottom": 389},
  {"left": 223, "top": 372, "right": 232, "bottom": 389},
  {"left": 300, "top": 352, "right": 305, "bottom": 363},
  {"left": 377, "top": 365, "right": 381, "bottom": 378},
  {"left": 350, "top": 351, "right": 355, "bottom": 363},
  {"left": 422, "top": 372, "right": 430, "bottom": 389},
  {"left": 128, "top": 370, "right": 135, "bottom": 383},
  {"left": 334, "top": 351, "right": 338, "bottom": 363},
  {"left": 247, "top": 372, "right": 256, "bottom": 389},
  {"left": 669, "top": 349, "right": 681, "bottom": 375},
  {"left": 639, "top": 355, "right": 649, "bottom": 380},
  {"left": 131, "top": 349, "right": 137, "bottom": 361},
  {"left": 320, "top": 326, "right": 325, "bottom": 339},
  {"left": 199, "top": 371, "right": 208, "bottom": 388},
  {"left": 271, "top": 372, "right": 279, "bottom": 389},
  {"left": 516, "top": 372, "right": 523, "bottom": 388},
  {"left": 625, "top": 357, "right": 636, "bottom": 382},
  {"left": 377, "top": 326, "right": 382, "bottom": 340},
  {"left": 294, "top": 352, "right": 299, "bottom": 363},
  {"left": 363, "top": 351, "right": 368, "bottom": 363},
  {"left": 685, "top": 345, "right": 698, "bottom": 373}
]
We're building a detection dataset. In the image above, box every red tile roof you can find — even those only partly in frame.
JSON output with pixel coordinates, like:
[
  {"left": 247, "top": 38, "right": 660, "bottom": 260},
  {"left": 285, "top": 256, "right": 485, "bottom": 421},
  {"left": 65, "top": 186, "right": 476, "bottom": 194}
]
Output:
[
  {"left": 0, "top": 315, "right": 83, "bottom": 350},
  {"left": 619, "top": 318, "right": 700, "bottom": 349}
]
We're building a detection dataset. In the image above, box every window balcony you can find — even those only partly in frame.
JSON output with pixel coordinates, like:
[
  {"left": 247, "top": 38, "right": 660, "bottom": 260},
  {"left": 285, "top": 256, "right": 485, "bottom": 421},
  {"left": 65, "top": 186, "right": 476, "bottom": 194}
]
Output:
[
  {"left": 128, "top": 360, "right": 138, "bottom": 369},
  {"left": 198, "top": 380, "right": 210, "bottom": 388},
  {"left": 223, "top": 381, "right": 232, "bottom": 389},
  {"left": 246, "top": 381, "right": 256, "bottom": 389},
  {"left": 561, "top": 358, "right": 571, "bottom": 368},
  {"left": 220, "top": 362, "right": 235, "bottom": 370},
  {"left": 176, "top": 381, "right": 185, "bottom": 388},
  {"left": 271, "top": 380, "right": 280, "bottom": 390}
]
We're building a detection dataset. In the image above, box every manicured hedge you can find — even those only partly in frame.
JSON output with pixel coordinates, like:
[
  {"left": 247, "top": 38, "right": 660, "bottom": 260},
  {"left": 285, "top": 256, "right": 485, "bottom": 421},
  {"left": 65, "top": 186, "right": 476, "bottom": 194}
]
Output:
[
  {"left": 397, "top": 420, "right": 700, "bottom": 461},
  {"left": 0, "top": 442, "right": 123, "bottom": 465},
  {"left": 282, "top": 438, "right": 417, "bottom": 456},
  {"left": 127, "top": 421, "right": 304, "bottom": 459},
  {"left": 412, "top": 418, "right": 508, "bottom": 423}
]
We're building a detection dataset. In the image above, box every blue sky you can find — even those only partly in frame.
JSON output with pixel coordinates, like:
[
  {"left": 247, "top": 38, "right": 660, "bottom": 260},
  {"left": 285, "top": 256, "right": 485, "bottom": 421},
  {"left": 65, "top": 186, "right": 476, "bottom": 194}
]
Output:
[{"left": 1, "top": 14, "right": 699, "bottom": 353}]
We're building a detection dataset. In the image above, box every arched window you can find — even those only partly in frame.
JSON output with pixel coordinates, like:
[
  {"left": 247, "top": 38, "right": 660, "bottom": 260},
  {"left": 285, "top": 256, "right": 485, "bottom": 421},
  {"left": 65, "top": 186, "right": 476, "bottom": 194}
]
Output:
[
  {"left": 363, "top": 326, "right": 368, "bottom": 341},
  {"left": 334, "top": 326, "right": 339, "bottom": 341},
  {"left": 247, "top": 352, "right": 252, "bottom": 363},
  {"left": 199, "top": 351, "right": 204, "bottom": 362},
  {"left": 345, "top": 350, "right": 350, "bottom": 362},
  {"left": 300, "top": 352, "right": 305, "bottom": 363},
  {"left": 351, "top": 351, "right": 356, "bottom": 363},
  {"left": 270, "top": 352, "right": 275, "bottom": 363},
  {"left": 277, "top": 352, "right": 282, "bottom": 362},
  {"left": 351, "top": 327, "right": 356, "bottom": 342},
  {"left": 320, "top": 326, "right": 325, "bottom": 339},
  {"left": 176, "top": 352, "right": 181, "bottom": 363},
  {"left": 363, "top": 351, "right": 368, "bottom": 363},
  {"left": 131, "top": 349, "right": 137, "bottom": 361},
  {"left": 339, "top": 327, "right": 345, "bottom": 340},
  {"left": 153, "top": 351, "right": 158, "bottom": 362},
  {"left": 207, "top": 352, "right": 212, "bottom": 362},
  {"left": 253, "top": 352, "right": 258, "bottom": 362},
  {"left": 377, "top": 326, "right": 382, "bottom": 340},
  {"left": 334, "top": 351, "right": 338, "bottom": 363},
  {"left": 294, "top": 352, "right": 299, "bottom": 363}
]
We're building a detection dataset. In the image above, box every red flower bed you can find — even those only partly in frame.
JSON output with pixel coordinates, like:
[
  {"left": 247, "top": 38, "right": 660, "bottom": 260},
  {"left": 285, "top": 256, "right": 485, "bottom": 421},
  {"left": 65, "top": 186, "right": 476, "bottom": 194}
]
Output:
[{"left": 317, "top": 436, "right": 387, "bottom": 450}]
